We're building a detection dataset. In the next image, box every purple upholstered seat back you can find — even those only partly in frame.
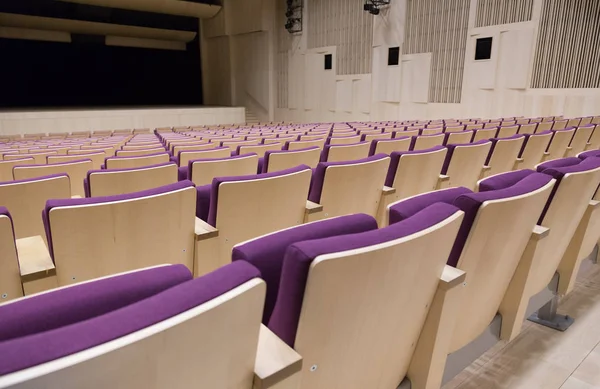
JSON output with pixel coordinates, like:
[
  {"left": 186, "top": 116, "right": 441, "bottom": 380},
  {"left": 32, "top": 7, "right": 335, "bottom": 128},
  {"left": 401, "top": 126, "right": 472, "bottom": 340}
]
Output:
[
  {"left": 441, "top": 140, "right": 490, "bottom": 174},
  {"left": 308, "top": 154, "right": 388, "bottom": 204},
  {"left": 579, "top": 150, "right": 600, "bottom": 160},
  {"left": 268, "top": 202, "right": 461, "bottom": 346},
  {"left": 263, "top": 147, "right": 320, "bottom": 173},
  {"left": 0, "top": 261, "right": 260, "bottom": 376},
  {"left": 232, "top": 214, "right": 378, "bottom": 324},
  {"left": 43, "top": 180, "right": 195, "bottom": 260},
  {"left": 85, "top": 162, "right": 177, "bottom": 197},
  {"left": 385, "top": 145, "right": 445, "bottom": 187},
  {"left": 196, "top": 164, "right": 311, "bottom": 227},
  {"left": 390, "top": 172, "right": 553, "bottom": 267}
]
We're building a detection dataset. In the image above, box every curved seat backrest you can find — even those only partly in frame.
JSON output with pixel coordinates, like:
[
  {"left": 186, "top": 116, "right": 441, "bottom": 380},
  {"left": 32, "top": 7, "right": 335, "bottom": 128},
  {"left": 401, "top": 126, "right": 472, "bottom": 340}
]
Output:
[
  {"left": 328, "top": 135, "right": 361, "bottom": 145},
  {"left": 44, "top": 181, "right": 197, "bottom": 286},
  {"left": 237, "top": 143, "right": 282, "bottom": 158},
  {"left": 565, "top": 125, "right": 595, "bottom": 157},
  {"left": 48, "top": 152, "right": 105, "bottom": 170},
  {"left": 115, "top": 147, "right": 165, "bottom": 158},
  {"left": 285, "top": 138, "right": 326, "bottom": 151},
  {"left": 0, "top": 174, "right": 70, "bottom": 241},
  {"left": 567, "top": 118, "right": 582, "bottom": 128},
  {"left": 536, "top": 121, "right": 553, "bottom": 132},
  {"left": 4, "top": 152, "right": 57, "bottom": 165},
  {"left": 421, "top": 128, "right": 443, "bottom": 135},
  {"left": 369, "top": 137, "right": 411, "bottom": 156},
  {"left": 442, "top": 140, "right": 492, "bottom": 190},
  {"left": 394, "top": 129, "right": 420, "bottom": 138},
  {"left": 445, "top": 125, "right": 466, "bottom": 133},
  {"left": 190, "top": 154, "right": 258, "bottom": 186},
  {"left": 485, "top": 135, "right": 525, "bottom": 176},
  {"left": 105, "top": 153, "right": 170, "bottom": 169},
  {"left": 472, "top": 128, "right": 498, "bottom": 142},
  {"left": 121, "top": 143, "right": 162, "bottom": 151},
  {"left": 586, "top": 124, "right": 600, "bottom": 150},
  {"left": 545, "top": 128, "right": 576, "bottom": 161},
  {"left": 168, "top": 140, "right": 209, "bottom": 153},
  {"left": 320, "top": 142, "right": 370, "bottom": 162},
  {"left": 518, "top": 131, "right": 553, "bottom": 169},
  {"left": 410, "top": 134, "right": 445, "bottom": 150},
  {"left": 13, "top": 160, "right": 92, "bottom": 198},
  {"left": 87, "top": 163, "right": 178, "bottom": 197},
  {"left": 173, "top": 142, "right": 217, "bottom": 156},
  {"left": 0, "top": 262, "right": 265, "bottom": 389},
  {"left": 362, "top": 132, "right": 392, "bottom": 143},
  {"left": 264, "top": 147, "right": 320, "bottom": 173},
  {"left": 309, "top": 155, "right": 390, "bottom": 219},
  {"left": 552, "top": 119, "right": 568, "bottom": 130},
  {"left": 0, "top": 207, "right": 22, "bottom": 302},
  {"left": 0, "top": 158, "right": 34, "bottom": 182},
  {"left": 387, "top": 146, "right": 447, "bottom": 200},
  {"left": 444, "top": 130, "right": 474, "bottom": 145},
  {"left": 518, "top": 123, "right": 538, "bottom": 134},
  {"left": 179, "top": 147, "right": 231, "bottom": 167},
  {"left": 496, "top": 125, "right": 519, "bottom": 138}
]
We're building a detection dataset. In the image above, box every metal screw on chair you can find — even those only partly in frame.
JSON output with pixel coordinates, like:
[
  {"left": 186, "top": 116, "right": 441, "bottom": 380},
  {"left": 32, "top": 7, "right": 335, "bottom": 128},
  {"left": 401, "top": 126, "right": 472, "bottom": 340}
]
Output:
[
  {"left": 1, "top": 293, "right": 7, "bottom": 299},
  {"left": 310, "top": 365, "right": 318, "bottom": 372}
]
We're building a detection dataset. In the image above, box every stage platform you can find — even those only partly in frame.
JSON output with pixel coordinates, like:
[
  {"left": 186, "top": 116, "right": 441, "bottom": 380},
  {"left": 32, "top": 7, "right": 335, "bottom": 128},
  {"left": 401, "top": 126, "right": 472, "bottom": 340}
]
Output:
[{"left": 0, "top": 106, "right": 246, "bottom": 135}]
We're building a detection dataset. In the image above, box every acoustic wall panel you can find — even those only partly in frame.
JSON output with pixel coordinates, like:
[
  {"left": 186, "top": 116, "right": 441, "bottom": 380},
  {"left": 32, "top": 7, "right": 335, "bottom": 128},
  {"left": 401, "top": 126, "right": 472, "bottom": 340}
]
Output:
[{"left": 475, "top": 0, "right": 533, "bottom": 27}]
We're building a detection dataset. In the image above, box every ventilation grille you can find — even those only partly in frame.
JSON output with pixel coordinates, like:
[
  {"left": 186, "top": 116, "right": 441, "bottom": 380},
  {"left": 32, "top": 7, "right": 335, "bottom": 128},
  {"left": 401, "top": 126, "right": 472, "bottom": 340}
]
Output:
[
  {"left": 475, "top": 0, "right": 533, "bottom": 27},
  {"left": 276, "top": 0, "right": 290, "bottom": 109},
  {"left": 403, "top": 0, "right": 470, "bottom": 103},
  {"left": 307, "top": 0, "right": 373, "bottom": 75},
  {"left": 531, "top": 0, "right": 600, "bottom": 89}
]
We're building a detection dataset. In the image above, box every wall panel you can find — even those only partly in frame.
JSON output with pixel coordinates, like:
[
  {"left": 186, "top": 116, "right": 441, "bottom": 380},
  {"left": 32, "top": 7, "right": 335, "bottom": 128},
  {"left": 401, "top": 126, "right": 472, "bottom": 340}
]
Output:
[{"left": 475, "top": 0, "right": 533, "bottom": 27}]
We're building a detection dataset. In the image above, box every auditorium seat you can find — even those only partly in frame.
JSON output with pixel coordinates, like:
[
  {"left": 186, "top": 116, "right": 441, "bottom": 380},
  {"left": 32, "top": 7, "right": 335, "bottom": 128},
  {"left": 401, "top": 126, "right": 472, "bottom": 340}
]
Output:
[
  {"left": 104, "top": 152, "right": 171, "bottom": 169},
  {"left": 536, "top": 121, "right": 554, "bottom": 133},
  {"left": 4, "top": 151, "right": 58, "bottom": 165},
  {"left": 361, "top": 131, "right": 392, "bottom": 142},
  {"left": 389, "top": 170, "right": 554, "bottom": 355},
  {"left": 47, "top": 152, "right": 105, "bottom": 170},
  {"left": 496, "top": 125, "right": 520, "bottom": 138},
  {"left": 306, "top": 154, "right": 390, "bottom": 223},
  {"left": 376, "top": 146, "right": 447, "bottom": 226},
  {"left": 483, "top": 134, "right": 525, "bottom": 177},
  {"left": 194, "top": 165, "right": 312, "bottom": 276},
  {"left": 43, "top": 181, "right": 196, "bottom": 286},
  {"left": 585, "top": 124, "right": 600, "bottom": 150},
  {"left": 115, "top": 147, "right": 166, "bottom": 157},
  {"left": 567, "top": 118, "right": 582, "bottom": 128},
  {"left": 515, "top": 131, "right": 553, "bottom": 170},
  {"left": 543, "top": 127, "right": 576, "bottom": 162},
  {"left": 183, "top": 154, "right": 258, "bottom": 186},
  {"left": 441, "top": 140, "right": 492, "bottom": 190},
  {"left": 0, "top": 157, "right": 34, "bottom": 182},
  {"left": 368, "top": 137, "right": 412, "bottom": 155},
  {"left": 443, "top": 130, "right": 474, "bottom": 145},
  {"left": 410, "top": 133, "right": 445, "bottom": 150},
  {"left": 320, "top": 142, "right": 370, "bottom": 162},
  {"left": 580, "top": 116, "right": 593, "bottom": 126},
  {"left": 445, "top": 124, "right": 466, "bottom": 132},
  {"left": 236, "top": 142, "right": 282, "bottom": 157},
  {"left": 564, "top": 125, "right": 596, "bottom": 157},
  {"left": 262, "top": 147, "right": 321, "bottom": 173},
  {"left": 394, "top": 129, "right": 420, "bottom": 138},
  {"left": 283, "top": 138, "right": 326, "bottom": 151},
  {"left": 420, "top": 128, "right": 443, "bottom": 135},
  {"left": 85, "top": 162, "right": 178, "bottom": 197},
  {"left": 121, "top": 143, "right": 163, "bottom": 150},
  {"left": 0, "top": 207, "right": 22, "bottom": 302},
  {"left": 13, "top": 160, "right": 92, "bottom": 198},
  {"left": 176, "top": 147, "right": 231, "bottom": 168},
  {"left": 480, "top": 157, "right": 600, "bottom": 340},
  {"left": 233, "top": 209, "right": 465, "bottom": 389},
  {"left": 552, "top": 119, "right": 568, "bottom": 130},
  {"left": 328, "top": 134, "right": 362, "bottom": 145},
  {"left": 471, "top": 128, "right": 498, "bottom": 142}
]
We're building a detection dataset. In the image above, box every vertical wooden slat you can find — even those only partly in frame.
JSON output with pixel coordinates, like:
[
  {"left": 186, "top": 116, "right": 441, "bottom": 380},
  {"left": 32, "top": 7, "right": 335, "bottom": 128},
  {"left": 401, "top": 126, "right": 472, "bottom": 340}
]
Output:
[{"left": 475, "top": 0, "right": 533, "bottom": 27}]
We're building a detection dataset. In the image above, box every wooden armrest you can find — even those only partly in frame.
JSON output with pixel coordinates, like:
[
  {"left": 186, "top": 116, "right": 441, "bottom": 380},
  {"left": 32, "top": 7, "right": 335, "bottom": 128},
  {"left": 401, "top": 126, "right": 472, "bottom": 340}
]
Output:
[
  {"left": 531, "top": 225, "right": 550, "bottom": 241},
  {"left": 194, "top": 217, "right": 218, "bottom": 241},
  {"left": 438, "top": 265, "right": 466, "bottom": 291},
  {"left": 254, "top": 325, "right": 302, "bottom": 389},
  {"left": 438, "top": 175, "right": 450, "bottom": 182},
  {"left": 481, "top": 165, "right": 491, "bottom": 172},
  {"left": 515, "top": 158, "right": 524, "bottom": 163},
  {"left": 382, "top": 185, "right": 396, "bottom": 195},
  {"left": 305, "top": 200, "right": 323, "bottom": 214},
  {"left": 16, "top": 236, "right": 55, "bottom": 279}
]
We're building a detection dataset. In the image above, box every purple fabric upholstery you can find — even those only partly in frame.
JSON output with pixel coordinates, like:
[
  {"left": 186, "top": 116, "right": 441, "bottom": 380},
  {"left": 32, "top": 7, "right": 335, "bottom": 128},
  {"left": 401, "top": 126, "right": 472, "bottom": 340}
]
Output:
[
  {"left": 178, "top": 166, "right": 188, "bottom": 181},
  {"left": 262, "top": 147, "right": 320, "bottom": 173},
  {"left": 478, "top": 169, "right": 537, "bottom": 192},
  {"left": 390, "top": 172, "right": 553, "bottom": 267},
  {"left": 268, "top": 202, "right": 461, "bottom": 346},
  {"left": 0, "top": 261, "right": 260, "bottom": 376},
  {"left": 0, "top": 265, "right": 191, "bottom": 343},
  {"left": 368, "top": 136, "right": 410, "bottom": 156},
  {"left": 232, "top": 214, "right": 378, "bottom": 324},
  {"left": 518, "top": 130, "right": 552, "bottom": 157},
  {"left": 536, "top": 157, "right": 582, "bottom": 172},
  {"left": 43, "top": 180, "right": 195, "bottom": 260},
  {"left": 443, "top": 130, "right": 474, "bottom": 145},
  {"left": 85, "top": 162, "right": 177, "bottom": 197},
  {"left": 441, "top": 140, "right": 491, "bottom": 175},
  {"left": 308, "top": 154, "right": 388, "bottom": 204},
  {"left": 319, "top": 142, "right": 368, "bottom": 162},
  {"left": 196, "top": 165, "right": 310, "bottom": 227},
  {"left": 579, "top": 150, "right": 600, "bottom": 160},
  {"left": 385, "top": 145, "right": 446, "bottom": 187},
  {"left": 485, "top": 134, "right": 525, "bottom": 165}
]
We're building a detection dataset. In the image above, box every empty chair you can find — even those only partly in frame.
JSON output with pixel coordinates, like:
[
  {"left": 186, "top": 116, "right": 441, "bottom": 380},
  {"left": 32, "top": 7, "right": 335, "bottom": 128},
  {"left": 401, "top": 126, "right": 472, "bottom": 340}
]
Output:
[
  {"left": 328, "top": 134, "right": 362, "bottom": 145},
  {"left": 566, "top": 118, "right": 582, "bottom": 128},
  {"left": 44, "top": 181, "right": 196, "bottom": 286},
  {"left": 388, "top": 171, "right": 554, "bottom": 361},
  {"left": 393, "top": 129, "right": 420, "bottom": 138},
  {"left": 172, "top": 142, "right": 217, "bottom": 156},
  {"left": 515, "top": 131, "right": 553, "bottom": 170},
  {"left": 584, "top": 124, "right": 600, "bottom": 150},
  {"left": 445, "top": 124, "right": 466, "bottom": 132},
  {"left": 483, "top": 134, "right": 525, "bottom": 177},
  {"left": 262, "top": 147, "right": 321, "bottom": 173},
  {"left": 0, "top": 174, "right": 70, "bottom": 241},
  {"left": 421, "top": 128, "right": 443, "bottom": 135},
  {"left": 0, "top": 207, "right": 22, "bottom": 302},
  {"left": 518, "top": 123, "right": 538, "bottom": 134},
  {"left": 361, "top": 131, "right": 392, "bottom": 142},
  {"left": 4, "top": 151, "right": 57, "bottom": 164},
  {"left": 580, "top": 117, "right": 593, "bottom": 126},
  {"left": 115, "top": 147, "right": 165, "bottom": 157},
  {"left": 13, "top": 160, "right": 92, "bottom": 198},
  {"left": 552, "top": 119, "right": 568, "bottom": 130},
  {"left": 376, "top": 146, "right": 447, "bottom": 225},
  {"left": 565, "top": 125, "right": 595, "bottom": 157},
  {"left": 86, "top": 162, "right": 178, "bottom": 197},
  {"left": 284, "top": 138, "right": 326, "bottom": 151},
  {"left": 195, "top": 165, "right": 312, "bottom": 276},
  {"left": 441, "top": 140, "right": 492, "bottom": 190},
  {"left": 478, "top": 157, "right": 600, "bottom": 341},
  {"left": 410, "top": 133, "right": 445, "bottom": 150},
  {"left": 184, "top": 154, "right": 258, "bottom": 186},
  {"left": 177, "top": 147, "right": 231, "bottom": 168},
  {"left": 543, "top": 127, "right": 576, "bottom": 162},
  {"left": 47, "top": 152, "right": 105, "bottom": 170},
  {"left": 496, "top": 125, "right": 519, "bottom": 138},
  {"left": 0, "top": 262, "right": 299, "bottom": 389},
  {"left": 0, "top": 158, "right": 34, "bottom": 182},
  {"left": 105, "top": 153, "right": 171, "bottom": 169},
  {"left": 236, "top": 142, "right": 281, "bottom": 157},
  {"left": 443, "top": 130, "right": 474, "bottom": 145},
  {"left": 536, "top": 121, "right": 553, "bottom": 132},
  {"left": 306, "top": 154, "right": 390, "bottom": 222},
  {"left": 368, "top": 137, "right": 411, "bottom": 155},
  {"left": 233, "top": 208, "right": 465, "bottom": 389},
  {"left": 320, "top": 142, "right": 370, "bottom": 162},
  {"left": 472, "top": 128, "right": 498, "bottom": 142}
]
